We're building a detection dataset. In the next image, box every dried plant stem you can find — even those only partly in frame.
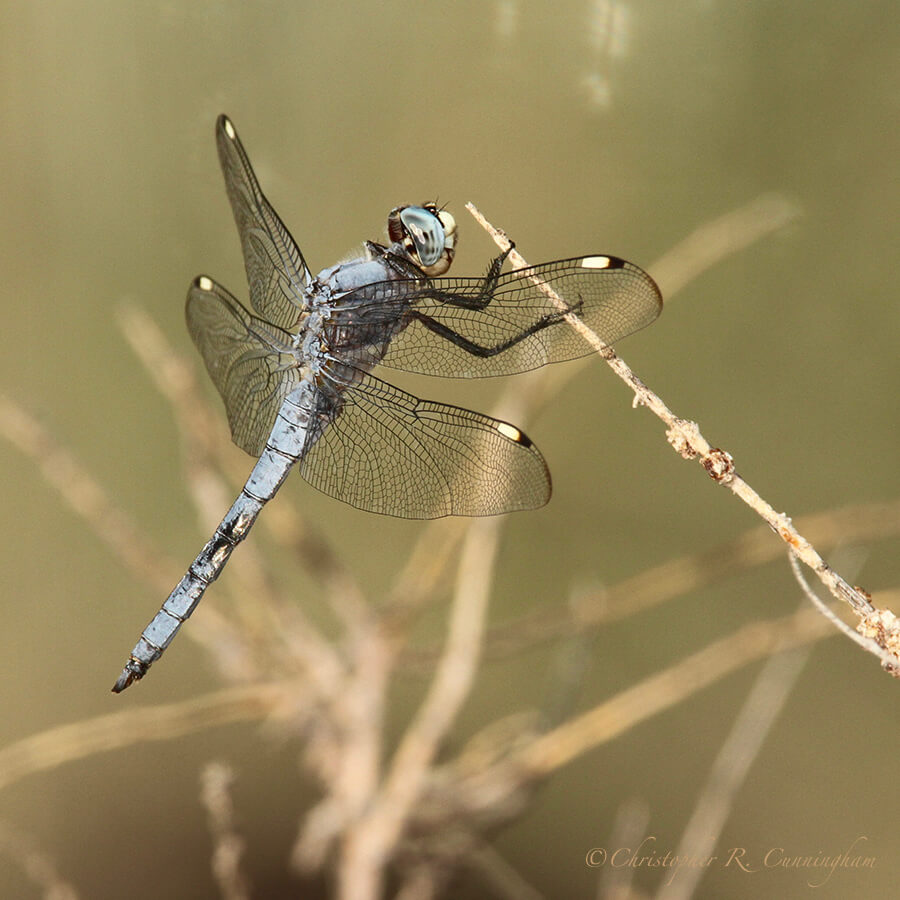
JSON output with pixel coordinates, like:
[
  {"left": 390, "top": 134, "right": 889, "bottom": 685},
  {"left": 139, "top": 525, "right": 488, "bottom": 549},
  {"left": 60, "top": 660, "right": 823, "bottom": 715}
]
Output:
[{"left": 467, "top": 203, "right": 897, "bottom": 672}]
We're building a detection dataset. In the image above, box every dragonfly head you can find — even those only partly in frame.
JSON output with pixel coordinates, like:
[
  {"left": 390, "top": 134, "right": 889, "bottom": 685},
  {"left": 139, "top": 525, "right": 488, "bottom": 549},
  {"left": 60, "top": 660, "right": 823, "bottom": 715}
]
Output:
[{"left": 388, "top": 203, "right": 457, "bottom": 276}]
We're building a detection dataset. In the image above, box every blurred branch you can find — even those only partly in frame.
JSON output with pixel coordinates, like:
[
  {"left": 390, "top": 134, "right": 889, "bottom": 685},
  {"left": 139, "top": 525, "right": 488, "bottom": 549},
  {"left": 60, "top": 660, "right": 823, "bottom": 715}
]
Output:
[
  {"left": 201, "top": 762, "right": 251, "bottom": 900},
  {"left": 0, "top": 391, "right": 176, "bottom": 597},
  {"left": 0, "top": 683, "right": 296, "bottom": 792},
  {"left": 655, "top": 615, "right": 811, "bottom": 900},
  {"left": 436, "top": 605, "right": 834, "bottom": 822},
  {"left": 333, "top": 518, "right": 502, "bottom": 900},
  {"left": 598, "top": 799, "right": 651, "bottom": 900},
  {"left": 403, "top": 497, "right": 900, "bottom": 667},
  {"left": 0, "top": 819, "right": 79, "bottom": 900},
  {"left": 649, "top": 192, "right": 799, "bottom": 300},
  {"left": 510, "top": 607, "right": 831, "bottom": 777}
]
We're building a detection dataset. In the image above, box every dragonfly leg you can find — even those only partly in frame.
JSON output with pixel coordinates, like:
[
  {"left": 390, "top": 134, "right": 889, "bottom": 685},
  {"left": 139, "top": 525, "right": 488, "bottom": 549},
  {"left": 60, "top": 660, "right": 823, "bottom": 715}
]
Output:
[
  {"left": 406, "top": 295, "right": 584, "bottom": 359},
  {"left": 422, "top": 243, "right": 516, "bottom": 311}
]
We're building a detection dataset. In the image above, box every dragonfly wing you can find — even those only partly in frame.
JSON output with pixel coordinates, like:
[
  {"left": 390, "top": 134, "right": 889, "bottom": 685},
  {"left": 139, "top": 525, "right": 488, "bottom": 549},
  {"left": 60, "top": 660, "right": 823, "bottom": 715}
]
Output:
[
  {"left": 186, "top": 276, "right": 301, "bottom": 456},
  {"left": 299, "top": 369, "right": 550, "bottom": 518},
  {"left": 216, "top": 115, "right": 310, "bottom": 331},
  {"left": 356, "top": 255, "right": 662, "bottom": 377}
]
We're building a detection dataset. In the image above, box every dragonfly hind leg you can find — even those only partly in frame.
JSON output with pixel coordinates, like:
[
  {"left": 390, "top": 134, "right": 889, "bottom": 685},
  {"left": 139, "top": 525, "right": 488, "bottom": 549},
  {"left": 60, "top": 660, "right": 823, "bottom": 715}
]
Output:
[{"left": 407, "top": 295, "right": 584, "bottom": 359}]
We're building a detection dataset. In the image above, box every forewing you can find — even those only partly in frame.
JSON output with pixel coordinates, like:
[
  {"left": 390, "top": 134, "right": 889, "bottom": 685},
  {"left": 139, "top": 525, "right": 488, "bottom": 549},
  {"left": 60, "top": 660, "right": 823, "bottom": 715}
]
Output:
[
  {"left": 186, "top": 276, "right": 301, "bottom": 456},
  {"left": 366, "top": 256, "right": 662, "bottom": 377},
  {"left": 216, "top": 115, "right": 310, "bottom": 331},
  {"left": 299, "top": 370, "right": 550, "bottom": 518}
]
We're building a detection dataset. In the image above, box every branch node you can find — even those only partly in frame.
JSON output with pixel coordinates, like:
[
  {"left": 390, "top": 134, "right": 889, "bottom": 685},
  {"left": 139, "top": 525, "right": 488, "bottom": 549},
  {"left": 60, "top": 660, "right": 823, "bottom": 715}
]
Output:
[{"left": 701, "top": 448, "right": 736, "bottom": 483}]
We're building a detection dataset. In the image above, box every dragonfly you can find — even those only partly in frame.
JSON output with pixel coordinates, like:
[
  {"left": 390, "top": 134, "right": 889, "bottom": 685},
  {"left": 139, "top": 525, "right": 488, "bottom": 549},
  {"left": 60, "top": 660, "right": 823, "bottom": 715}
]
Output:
[{"left": 112, "top": 115, "right": 662, "bottom": 692}]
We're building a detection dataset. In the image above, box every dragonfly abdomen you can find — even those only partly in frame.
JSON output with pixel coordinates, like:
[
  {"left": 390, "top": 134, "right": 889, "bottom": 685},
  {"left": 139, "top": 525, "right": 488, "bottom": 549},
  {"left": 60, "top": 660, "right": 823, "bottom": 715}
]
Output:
[{"left": 112, "top": 391, "right": 313, "bottom": 691}]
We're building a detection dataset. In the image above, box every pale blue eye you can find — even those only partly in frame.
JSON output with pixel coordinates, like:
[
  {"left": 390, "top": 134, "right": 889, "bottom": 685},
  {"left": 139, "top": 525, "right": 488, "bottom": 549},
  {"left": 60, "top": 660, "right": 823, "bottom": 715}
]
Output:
[{"left": 398, "top": 206, "right": 446, "bottom": 267}]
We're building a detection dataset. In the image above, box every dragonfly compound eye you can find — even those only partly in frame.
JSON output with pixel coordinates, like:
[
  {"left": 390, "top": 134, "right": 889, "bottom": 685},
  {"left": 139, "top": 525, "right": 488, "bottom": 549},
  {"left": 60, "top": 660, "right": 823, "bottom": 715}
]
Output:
[{"left": 398, "top": 205, "right": 447, "bottom": 268}]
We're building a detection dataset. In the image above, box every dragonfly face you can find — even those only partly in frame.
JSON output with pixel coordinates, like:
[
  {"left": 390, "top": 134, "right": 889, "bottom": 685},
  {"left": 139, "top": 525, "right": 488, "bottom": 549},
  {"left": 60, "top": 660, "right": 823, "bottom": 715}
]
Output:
[
  {"left": 386, "top": 203, "right": 457, "bottom": 275},
  {"left": 111, "top": 114, "right": 663, "bottom": 691}
]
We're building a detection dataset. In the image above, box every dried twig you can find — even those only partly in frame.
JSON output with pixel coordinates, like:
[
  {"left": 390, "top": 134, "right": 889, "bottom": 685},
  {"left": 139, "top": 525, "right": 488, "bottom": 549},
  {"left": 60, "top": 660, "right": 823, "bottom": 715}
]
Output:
[{"left": 467, "top": 203, "right": 897, "bottom": 673}]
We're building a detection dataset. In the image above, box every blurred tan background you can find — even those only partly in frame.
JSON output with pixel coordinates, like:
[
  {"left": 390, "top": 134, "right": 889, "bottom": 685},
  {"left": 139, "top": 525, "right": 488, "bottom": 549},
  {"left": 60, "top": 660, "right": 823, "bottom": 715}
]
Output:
[{"left": 1, "top": 2, "right": 898, "bottom": 898}]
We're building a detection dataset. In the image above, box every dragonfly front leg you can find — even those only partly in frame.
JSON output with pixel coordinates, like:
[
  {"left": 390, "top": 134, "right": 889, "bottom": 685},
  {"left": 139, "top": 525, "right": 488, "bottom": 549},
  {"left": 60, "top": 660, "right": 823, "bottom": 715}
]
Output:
[{"left": 424, "top": 243, "right": 516, "bottom": 311}]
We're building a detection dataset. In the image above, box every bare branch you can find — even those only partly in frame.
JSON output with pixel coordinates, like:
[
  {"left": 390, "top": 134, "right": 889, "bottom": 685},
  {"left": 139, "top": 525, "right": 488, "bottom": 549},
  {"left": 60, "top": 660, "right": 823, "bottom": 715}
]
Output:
[{"left": 467, "top": 203, "right": 893, "bottom": 672}]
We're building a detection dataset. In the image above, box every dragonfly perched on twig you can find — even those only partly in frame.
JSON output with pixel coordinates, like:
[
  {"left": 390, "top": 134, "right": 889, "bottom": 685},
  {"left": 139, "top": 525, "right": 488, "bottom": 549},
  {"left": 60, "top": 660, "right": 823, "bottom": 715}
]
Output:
[{"left": 112, "top": 115, "right": 662, "bottom": 692}]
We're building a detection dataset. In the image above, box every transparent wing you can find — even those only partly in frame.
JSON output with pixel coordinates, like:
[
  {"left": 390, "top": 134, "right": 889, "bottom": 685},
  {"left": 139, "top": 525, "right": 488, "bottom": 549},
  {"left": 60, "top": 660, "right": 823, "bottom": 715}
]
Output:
[
  {"left": 186, "top": 276, "right": 301, "bottom": 456},
  {"left": 299, "top": 369, "right": 550, "bottom": 518},
  {"left": 335, "top": 255, "right": 662, "bottom": 377},
  {"left": 216, "top": 115, "right": 311, "bottom": 331}
]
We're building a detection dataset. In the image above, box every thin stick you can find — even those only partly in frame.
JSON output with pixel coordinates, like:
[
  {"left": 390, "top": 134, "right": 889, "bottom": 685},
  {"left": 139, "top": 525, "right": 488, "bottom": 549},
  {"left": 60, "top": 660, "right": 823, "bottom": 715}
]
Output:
[{"left": 466, "top": 203, "right": 897, "bottom": 673}]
